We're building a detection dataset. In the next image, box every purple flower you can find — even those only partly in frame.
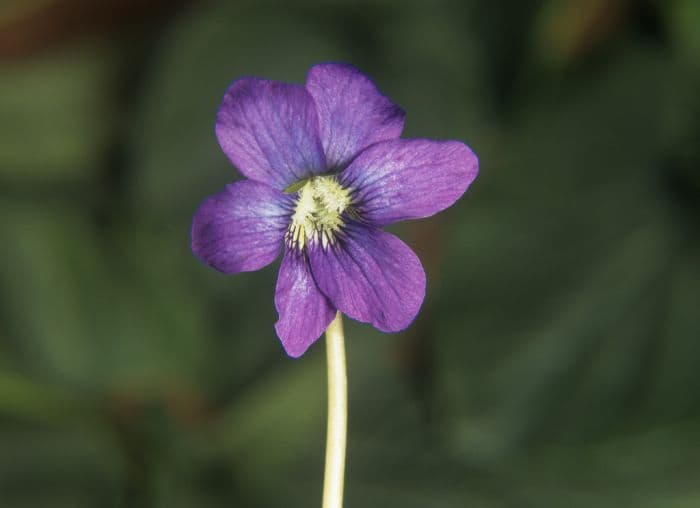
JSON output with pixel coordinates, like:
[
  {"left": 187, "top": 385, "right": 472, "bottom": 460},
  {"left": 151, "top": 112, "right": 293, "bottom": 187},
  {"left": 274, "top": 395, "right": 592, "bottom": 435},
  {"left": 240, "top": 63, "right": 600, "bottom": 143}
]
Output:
[{"left": 191, "top": 63, "right": 478, "bottom": 357}]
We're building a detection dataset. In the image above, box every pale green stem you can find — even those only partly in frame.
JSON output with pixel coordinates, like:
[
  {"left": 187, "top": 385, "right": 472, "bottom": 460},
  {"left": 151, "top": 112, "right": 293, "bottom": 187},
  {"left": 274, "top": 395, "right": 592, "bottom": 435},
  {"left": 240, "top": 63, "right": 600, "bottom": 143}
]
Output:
[{"left": 322, "top": 312, "right": 347, "bottom": 508}]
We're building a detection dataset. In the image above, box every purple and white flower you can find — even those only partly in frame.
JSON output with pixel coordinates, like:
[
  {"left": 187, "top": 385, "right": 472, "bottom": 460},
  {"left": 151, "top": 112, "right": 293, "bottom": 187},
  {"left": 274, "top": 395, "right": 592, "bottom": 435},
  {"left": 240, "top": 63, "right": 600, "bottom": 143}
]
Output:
[{"left": 191, "top": 63, "right": 478, "bottom": 357}]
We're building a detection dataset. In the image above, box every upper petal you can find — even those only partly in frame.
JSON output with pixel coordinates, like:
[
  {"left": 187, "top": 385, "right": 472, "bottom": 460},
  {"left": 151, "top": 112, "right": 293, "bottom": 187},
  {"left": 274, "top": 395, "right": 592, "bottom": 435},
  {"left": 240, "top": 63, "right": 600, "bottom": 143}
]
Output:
[
  {"left": 216, "top": 78, "right": 327, "bottom": 190},
  {"left": 306, "top": 63, "right": 405, "bottom": 170},
  {"left": 340, "top": 139, "right": 478, "bottom": 226},
  {"left": 308, "top": 223, "right": 426, "bottom": 333},
  {"left": 275, "top": 249, "right": 336, "bottom": 357},
  {"left": 191, "top": 180, "right": 292, "bottom": 274}
]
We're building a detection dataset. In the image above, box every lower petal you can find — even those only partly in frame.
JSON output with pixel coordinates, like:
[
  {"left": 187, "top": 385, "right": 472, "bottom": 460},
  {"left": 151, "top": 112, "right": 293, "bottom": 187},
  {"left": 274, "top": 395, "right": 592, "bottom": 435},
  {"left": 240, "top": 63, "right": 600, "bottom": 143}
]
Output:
[
  {"left": 309, "top": 223, "right": 426, "bottom": 333},
  {"left": 274, "top": 249, "right": 336, "bottom": 357}
]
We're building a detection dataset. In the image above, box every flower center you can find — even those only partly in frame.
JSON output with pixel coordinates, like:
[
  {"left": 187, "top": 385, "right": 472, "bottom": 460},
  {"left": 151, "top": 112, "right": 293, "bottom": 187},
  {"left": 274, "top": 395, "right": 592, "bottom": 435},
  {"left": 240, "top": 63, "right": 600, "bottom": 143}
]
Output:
[{"left": 286, "top": 175, "right": 353, "bottom": 250}]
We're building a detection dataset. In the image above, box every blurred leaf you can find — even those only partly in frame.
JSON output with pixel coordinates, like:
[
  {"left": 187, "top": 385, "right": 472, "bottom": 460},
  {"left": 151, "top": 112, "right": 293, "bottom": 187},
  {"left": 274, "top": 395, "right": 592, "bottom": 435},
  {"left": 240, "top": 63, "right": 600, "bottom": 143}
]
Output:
[
  {"left": 373, "top": 2, "right": 485, "bottom": 138},
  {"left": 668, "top": 0, "right": 700, "bottom": 65},
  {"left": 0, "top": 201, "right": 207, "bottom": 394},
  {"left": 0, "top": 368, "right": 86, "bottom": 422},
  {"left": 533, "top": 0, "right": 631, "bottom": 67},
  {"left": 433, "top": 46, "right": 699, "bottom": 468},
  {"left": 0, "top": 425, "right": 123, "bottom": 508},
  {"left": 0, "top": 44, "right": 115, "bottom": 183},
  {"left": 495, "top": 421, "right": 700, "bottom": 508}
]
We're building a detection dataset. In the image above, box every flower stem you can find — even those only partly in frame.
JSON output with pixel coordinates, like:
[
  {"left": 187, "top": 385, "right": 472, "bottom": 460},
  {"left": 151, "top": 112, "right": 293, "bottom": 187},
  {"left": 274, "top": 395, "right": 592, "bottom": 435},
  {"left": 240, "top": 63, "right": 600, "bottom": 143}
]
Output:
[{"left": 322, "top": 312, "right": 347, "bottom": 508}]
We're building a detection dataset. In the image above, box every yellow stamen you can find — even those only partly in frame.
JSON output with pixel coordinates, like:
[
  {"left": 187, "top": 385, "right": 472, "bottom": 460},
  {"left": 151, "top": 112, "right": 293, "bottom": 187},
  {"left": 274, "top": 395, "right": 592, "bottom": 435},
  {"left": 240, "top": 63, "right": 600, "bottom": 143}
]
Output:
[{"left": 286, "top": 176, "right": 353, "bottom": 251}]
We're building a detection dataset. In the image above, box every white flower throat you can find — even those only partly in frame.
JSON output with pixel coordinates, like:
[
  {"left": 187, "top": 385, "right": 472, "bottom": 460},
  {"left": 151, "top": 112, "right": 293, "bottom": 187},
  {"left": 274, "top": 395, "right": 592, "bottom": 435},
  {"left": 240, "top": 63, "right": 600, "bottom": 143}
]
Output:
[{"left": 286, "top": 176, "right": 353, "bottom": 250}]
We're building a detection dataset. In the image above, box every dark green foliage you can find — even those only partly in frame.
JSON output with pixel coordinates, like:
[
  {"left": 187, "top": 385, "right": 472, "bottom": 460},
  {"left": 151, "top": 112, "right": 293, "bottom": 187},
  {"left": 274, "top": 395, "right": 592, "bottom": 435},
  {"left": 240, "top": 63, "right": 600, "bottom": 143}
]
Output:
[{"left": 0, "top": 0, "right": 698, "bottom": 506}]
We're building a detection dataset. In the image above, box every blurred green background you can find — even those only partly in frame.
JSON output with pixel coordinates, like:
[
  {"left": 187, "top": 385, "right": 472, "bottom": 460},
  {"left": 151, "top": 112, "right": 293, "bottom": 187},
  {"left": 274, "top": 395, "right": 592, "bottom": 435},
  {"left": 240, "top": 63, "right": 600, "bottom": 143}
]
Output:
[{"left": 1, "top": 0, "right": 699, "bottom": 507}]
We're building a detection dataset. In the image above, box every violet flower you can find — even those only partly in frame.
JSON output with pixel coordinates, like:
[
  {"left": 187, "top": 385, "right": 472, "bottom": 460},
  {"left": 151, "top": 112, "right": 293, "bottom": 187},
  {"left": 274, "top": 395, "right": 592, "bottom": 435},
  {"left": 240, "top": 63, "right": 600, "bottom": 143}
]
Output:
[{"left": 191, "top": 63, "right": 478, "bottom": 357}]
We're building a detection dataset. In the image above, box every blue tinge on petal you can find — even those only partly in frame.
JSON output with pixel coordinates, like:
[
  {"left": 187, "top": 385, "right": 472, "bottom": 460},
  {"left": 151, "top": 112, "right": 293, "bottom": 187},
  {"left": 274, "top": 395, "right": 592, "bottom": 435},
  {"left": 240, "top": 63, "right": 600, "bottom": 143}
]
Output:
[
  {"left": 308, "top": 222, "right": 426, "bottom": 333},
  {"left": 191, "top": 180, "right": 293, "bottom": 274},
  {"left": 216, "top": 78, "right": 327, "bottom": 190},
  {"left": 306, "top": 63, "right": 405, "bottom": 170},
  {"left": 340, "top": 138, "right": 478, "bottom": 226},
  {"left": 274, "top": 249, "right": 337, "bottom": 357}
]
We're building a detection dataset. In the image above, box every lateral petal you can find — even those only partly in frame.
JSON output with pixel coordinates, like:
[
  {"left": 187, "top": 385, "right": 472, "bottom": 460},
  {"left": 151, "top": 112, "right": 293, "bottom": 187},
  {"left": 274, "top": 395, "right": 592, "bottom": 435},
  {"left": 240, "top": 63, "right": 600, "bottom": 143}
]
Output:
[
  {"left": 191, "top": 180, "right": 292, "bottom": 274},
  {"left": 340, "top": 138, "right": 478, "bottom": 226}
]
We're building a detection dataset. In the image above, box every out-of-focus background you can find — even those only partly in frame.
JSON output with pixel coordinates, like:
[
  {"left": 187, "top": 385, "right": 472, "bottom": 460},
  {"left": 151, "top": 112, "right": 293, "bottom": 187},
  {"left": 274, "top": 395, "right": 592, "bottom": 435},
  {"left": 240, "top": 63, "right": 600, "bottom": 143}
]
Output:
[{"left": 1, "top": 0, "right": 699, "bottom": 507}]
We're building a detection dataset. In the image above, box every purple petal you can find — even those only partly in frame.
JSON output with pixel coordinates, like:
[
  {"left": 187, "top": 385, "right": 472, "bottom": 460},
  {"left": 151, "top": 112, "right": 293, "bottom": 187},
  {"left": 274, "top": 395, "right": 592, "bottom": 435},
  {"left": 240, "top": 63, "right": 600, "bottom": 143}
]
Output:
[
  {"left": 216, "top": 78, "right": 327, "bottom": 190},
  {"left": 306, "top": 63, "right": 405, "bottom": 169},
  {"left": 191, "top": 180, "right": 292, "bottom": 274},
  {"left": 274, "top": 250, "right": 337, "bottom": 357},
  {"left": 309, "top": 223, "right": 426, "bottom": 333},
  {"left": 340, "top": 139, "right": 478, "bottom": 226}
]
